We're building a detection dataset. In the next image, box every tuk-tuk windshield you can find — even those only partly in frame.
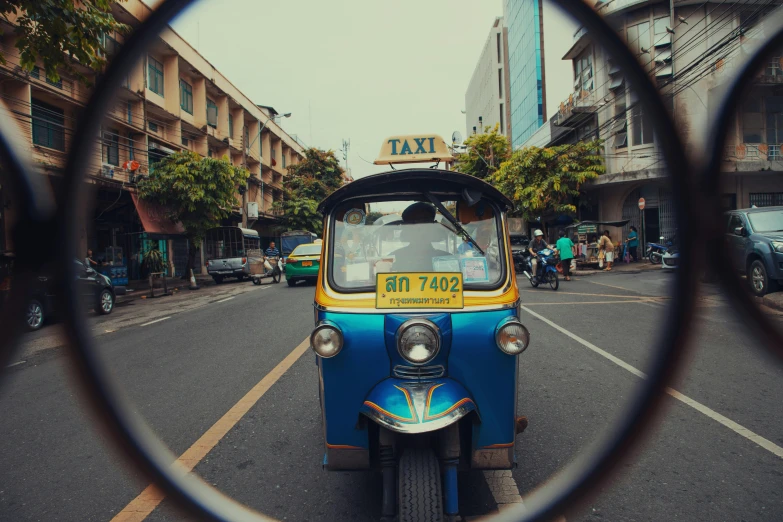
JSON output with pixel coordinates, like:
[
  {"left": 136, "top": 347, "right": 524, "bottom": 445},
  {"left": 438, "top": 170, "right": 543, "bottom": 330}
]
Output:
[{"left": 330, "top": 199, "right": 505, "bottom": 291}]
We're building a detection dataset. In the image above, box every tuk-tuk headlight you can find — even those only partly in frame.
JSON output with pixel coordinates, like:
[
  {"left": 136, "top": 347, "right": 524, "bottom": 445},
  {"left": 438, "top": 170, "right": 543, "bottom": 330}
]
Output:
[
  {"left": 397, "top": 319, "right": 440, "bottom": 365},
  {"left": 495, "top": 319, "right": 530, "bottom": 355},
  {"left": 311, "top": 322, "right": 343, "bottom": 358}
]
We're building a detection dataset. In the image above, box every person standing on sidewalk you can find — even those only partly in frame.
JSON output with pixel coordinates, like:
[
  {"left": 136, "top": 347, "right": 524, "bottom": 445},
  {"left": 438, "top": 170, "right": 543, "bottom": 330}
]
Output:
[
  {"left": 555, "top": 230, "right": 576, "bottom": 281},
  {"left": 599, "top": 230, "right": 615, "bottom": 271},
  {"left": 625, "top": 226, "right": 639, "bottom": 262}
]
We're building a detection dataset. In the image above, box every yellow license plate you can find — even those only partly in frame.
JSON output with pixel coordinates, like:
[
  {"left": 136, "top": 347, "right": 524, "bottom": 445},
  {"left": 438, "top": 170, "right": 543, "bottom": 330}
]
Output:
[
  {"left": 302, "top": 261, "right": 313, "bottom": 267},
  {"left": 376, "top": 273, "right": 464, "bottom": 309}
]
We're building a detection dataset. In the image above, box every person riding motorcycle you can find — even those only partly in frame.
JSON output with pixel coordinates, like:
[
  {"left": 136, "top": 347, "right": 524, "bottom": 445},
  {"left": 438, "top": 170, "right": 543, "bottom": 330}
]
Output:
[{"left": 528, "top": 229, "right": 548, "bottom": 279}]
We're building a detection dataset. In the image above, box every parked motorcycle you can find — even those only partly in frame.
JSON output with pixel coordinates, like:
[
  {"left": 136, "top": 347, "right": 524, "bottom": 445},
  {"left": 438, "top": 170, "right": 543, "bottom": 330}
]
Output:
[
  {"left": 521, "top": 248, "right": 559, "bottom": 291},
  {"left": 646, "top": 236, "right": 673, "bottom": 264}
]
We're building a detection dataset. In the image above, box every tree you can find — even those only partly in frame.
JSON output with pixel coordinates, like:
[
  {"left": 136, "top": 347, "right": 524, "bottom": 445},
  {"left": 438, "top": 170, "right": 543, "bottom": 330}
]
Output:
[
  {"left": 453, "top": 124, "right": 511, "bottom": 180},
  {"left": 365, "top": 211, "right": 384, "bottom": 226},
  {"left": 1, "top": 1, "right": 129, "bottom": 83},
  {"left": 273, "top": 148, "right": 345, "bottom": 234},
  {"left": 488, "top": 139, "right": 605, "bottom": 220},
  {"left": 137, "top": 151, "right": 249, "bottom": 278}
]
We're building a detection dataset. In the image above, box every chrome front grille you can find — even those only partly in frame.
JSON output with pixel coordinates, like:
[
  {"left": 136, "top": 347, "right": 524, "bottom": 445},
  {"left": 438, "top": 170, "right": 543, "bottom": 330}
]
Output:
[{"left": 393, "top": 365, "right": 445, "bottom": 380}]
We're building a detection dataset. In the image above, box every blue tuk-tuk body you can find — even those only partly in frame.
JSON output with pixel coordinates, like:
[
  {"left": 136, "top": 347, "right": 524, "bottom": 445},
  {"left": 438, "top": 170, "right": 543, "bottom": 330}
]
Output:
[{"left": 311, "top": 169, "right": 528, "bottom": 521}]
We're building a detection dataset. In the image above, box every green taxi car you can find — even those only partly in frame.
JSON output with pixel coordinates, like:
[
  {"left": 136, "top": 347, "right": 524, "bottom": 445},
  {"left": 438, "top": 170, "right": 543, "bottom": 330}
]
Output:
[{"left": 284, "top": 242, "right": 322, "bottom": 286}]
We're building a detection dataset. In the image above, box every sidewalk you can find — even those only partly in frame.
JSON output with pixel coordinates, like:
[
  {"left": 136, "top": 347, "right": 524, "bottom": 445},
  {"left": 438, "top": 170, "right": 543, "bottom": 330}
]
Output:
[
  {"left": 119, "top": 273, "right": 216, "bottom": 303},
  {"left": 572, "top": 260, "right": 661, "bottom": 276}
]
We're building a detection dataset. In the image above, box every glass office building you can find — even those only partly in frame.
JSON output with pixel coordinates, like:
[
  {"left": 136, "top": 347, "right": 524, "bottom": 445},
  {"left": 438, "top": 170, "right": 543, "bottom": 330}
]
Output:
[{"left": 504, "top": 0, "right": 546, "bottom": 148}]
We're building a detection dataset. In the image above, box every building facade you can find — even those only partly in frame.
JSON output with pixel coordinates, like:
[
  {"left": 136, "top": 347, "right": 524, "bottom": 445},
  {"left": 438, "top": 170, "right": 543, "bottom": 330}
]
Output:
[
  {"left": 504, "top": 0, "right": 546, "bottom": 148},
  {"left": 523, "top": 0, "right": 783, "bottom": 249},
  {"left": 0, "top": 0, "right": 304, "bottom": 278},
  {"left": 465, "top": 17, "right": 512, "bottom": 139}
]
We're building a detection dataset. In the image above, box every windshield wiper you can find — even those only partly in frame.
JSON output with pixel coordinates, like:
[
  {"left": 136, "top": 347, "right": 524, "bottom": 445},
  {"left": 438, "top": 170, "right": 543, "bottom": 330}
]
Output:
[{"left": 424, "top": 192, "right": 485, "bottom": 256}]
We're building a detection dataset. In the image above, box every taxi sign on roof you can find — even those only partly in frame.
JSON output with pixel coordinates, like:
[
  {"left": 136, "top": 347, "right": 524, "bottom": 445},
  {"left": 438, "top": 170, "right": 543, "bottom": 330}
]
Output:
[{"left": 374, "top": 134, "right": 454, "bottom": 165}]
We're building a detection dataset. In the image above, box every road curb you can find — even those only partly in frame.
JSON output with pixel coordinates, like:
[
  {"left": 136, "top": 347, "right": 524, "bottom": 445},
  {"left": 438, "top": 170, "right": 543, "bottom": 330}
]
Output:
[{"left": 757, "top": 292, "right": 783, "bottom": 312}]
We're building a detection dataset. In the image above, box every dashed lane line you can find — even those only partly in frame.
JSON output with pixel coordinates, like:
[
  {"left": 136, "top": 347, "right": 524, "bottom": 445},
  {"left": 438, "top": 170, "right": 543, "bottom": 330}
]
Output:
[
  {"left": 139, "top": 316, "right": 170, "bottom": 327},
  {"left": 520, "top": 305, "right": 783, "bottom": 459},
  {"left": 110, "top": 337, "right": 311, "bottom": 522},
  {"left": 215, "top": 296, "right": 235, "bottom": 303}
]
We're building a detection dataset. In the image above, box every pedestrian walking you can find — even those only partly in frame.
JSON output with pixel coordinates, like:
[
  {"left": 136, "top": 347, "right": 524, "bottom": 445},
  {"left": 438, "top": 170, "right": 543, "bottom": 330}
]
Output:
[
  {"left": 625, "top": 226, "right": 639, "bottom": 262},
  {"left": 599, "top": 230, "right": 615, "bottom": 271},
  {"left": 555, "top": 230, "right": 576, "bottom": 281}
]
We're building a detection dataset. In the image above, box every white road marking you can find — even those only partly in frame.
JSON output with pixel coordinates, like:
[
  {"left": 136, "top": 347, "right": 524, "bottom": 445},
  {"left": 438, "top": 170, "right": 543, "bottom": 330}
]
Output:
[
  {"left": 520, "top": 305, "right": 783, "bottom": 460},
  {"left": 483, "top": 470, "right": 524, "bottom": 506},
  {"left": 139, "top": 316, "right": 171, "bottom": 327},
  {"left": 6, "top": 360, "right": 26, "bottom": 368},
  {"left": 215, "top": 296, "right": 235, "bottom": 303}
]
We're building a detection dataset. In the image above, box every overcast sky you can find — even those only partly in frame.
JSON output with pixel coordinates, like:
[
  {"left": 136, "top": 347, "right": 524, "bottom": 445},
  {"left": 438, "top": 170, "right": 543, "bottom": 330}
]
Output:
[{"left": 148, "top": 0, "right": 577, "bottom": 179}]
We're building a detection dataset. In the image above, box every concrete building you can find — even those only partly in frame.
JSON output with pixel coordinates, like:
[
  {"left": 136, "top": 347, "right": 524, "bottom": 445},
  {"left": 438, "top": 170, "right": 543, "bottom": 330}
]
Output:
[
  {"left": 465, "top": 17, "right": 512, "bottom": 140},
  {"left": 504, "top": 0, "right": 546, "bottom": 148},
  {"left": 522, "top": 0, "right": 783, "bottom": 249},
  {"left": 0, "top": 0, "right": 304, "bottom": 278}
]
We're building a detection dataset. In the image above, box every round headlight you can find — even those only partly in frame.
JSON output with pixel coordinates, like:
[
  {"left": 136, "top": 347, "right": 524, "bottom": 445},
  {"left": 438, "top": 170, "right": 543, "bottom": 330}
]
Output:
[
  {"left": 397, "top": 319, "right": 440, "bottom": 365},
  {"left": 311, "top": 323, "right": 343, "bottom": 358},
  {"left": 496, "top": 320, "right": 530, "bottom": 355}
]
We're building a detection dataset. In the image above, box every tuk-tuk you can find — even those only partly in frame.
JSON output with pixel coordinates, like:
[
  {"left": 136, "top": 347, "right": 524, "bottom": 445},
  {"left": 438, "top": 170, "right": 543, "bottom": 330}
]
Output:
[
  {"left": 204, "top": 227, "right": 263, "bottom": 284},
  {"left": 311, "top": 163, "right": 530, "bottom": 521}
]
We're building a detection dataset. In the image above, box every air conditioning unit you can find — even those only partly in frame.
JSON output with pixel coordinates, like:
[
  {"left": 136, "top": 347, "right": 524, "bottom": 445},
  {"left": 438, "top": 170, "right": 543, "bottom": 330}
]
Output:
[{"left": 100, "top": 164, "right": 115, "bottom": 179}]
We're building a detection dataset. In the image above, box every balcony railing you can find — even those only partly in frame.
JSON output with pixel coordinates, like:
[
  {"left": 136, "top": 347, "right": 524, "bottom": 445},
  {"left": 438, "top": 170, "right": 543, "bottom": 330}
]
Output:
[
  {"left": 724, "top": 143, "right": 783, "bottom": 161},
  {"left": 554, "top": 89, "right": 597, "bottom": 127}
]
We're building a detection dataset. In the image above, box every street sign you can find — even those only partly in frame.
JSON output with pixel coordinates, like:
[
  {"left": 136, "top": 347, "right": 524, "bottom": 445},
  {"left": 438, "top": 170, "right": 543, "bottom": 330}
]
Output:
[{"left": 638, "top": 198, "right": 646, "bottom": 210}]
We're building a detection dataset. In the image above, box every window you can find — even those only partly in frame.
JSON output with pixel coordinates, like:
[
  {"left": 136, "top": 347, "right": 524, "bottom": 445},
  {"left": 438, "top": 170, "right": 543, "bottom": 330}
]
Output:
[
  {"left": 726, "top": 214, "right": 744, "bottom": 233},
  {"left": 208, "top": 148, "right": 213, "bottom": 158},
  {"left": 749, "top": 193, "right": 783, "bottom": 208},
  {"left": 573, "top": 49, "right": 593, "bottom": 92},
  {"left": 497, "top": 33, "right": 501, "bottom": 63},
  {"left": 31, "top": 98, "right": 65, "bottom": 151},
  {"left": 282, "top": 152, "right": 286, "bottom": 168},
  {"left": 613, "top": 86, "right": 627, "bottom": 148},
  {"left": 31, "top": 67, "right": 63, "bottom": 89},
  {"left": 179, "top": 79, "right": 193, "bottom": 114},
  {"left": 128, "top": 133, "right": 134, "bottom": 160},
  {"left": 148, "top": 56, "right": 164, "bottom": 96},
  {"left": 631, "top": 104, "right": 654, "bottom": 145},
  {"left": 229, "top": 113, "right": 234, "bottom": 139},
  {"left": 743, "top": 98, "right": 763, "bottom": 143},
  {"left": 148, "top": 121, "right": 158, "bottom": 132},
  {"left": 127, "top": 101, "right": 133, "bottom": 124},
  {"left": 766, "top": 58, "right": 782, "bottom": 77},
  {"left": 207, "top": 99, "right": 218, "bottom": 128},
  {"left": 103, "top": 130, "right": 119, "bottom": 166},
  {"left": 627, "top": 22, "right": 650, "bottom": 57},
  {"left": 653, "top": 17, "right": 671, "bottom": 46},
  {"left": 499, "top": 103, "right": 504, "bottom": 134},
  {"left": 498, "top": 68, "right": 503, "bottom": 97},
  {"left": 182, "top": 137, "right": 189, "bottom": 147}
]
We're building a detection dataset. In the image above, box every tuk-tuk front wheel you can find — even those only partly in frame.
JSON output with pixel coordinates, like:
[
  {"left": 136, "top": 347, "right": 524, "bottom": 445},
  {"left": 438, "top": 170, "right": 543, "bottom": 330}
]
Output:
[{"left": 398, "top": 448, "right": 443, "bottom": 522}]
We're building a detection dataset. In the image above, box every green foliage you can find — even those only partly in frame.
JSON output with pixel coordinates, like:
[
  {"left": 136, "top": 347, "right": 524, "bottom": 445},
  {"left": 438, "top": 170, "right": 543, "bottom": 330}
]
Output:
[
  {"left": 453, "top": 124, "right": 510, "bottom": 180},
  {"left": 488, "top": 139, "right": 605, "bottom": 220},
  {"left": 137, "top": 151, "right": 250, "bottom": 248},
  {"left": 365, "top": 211, "right": 384, "bottom": 226},
  {"left": 141, "top": 248, "right": 164, "bottom": 274},
  {"left": 273, "top": 148, "right": 345, "bottom": 234},
  {"left": 0, "top": 1, "right": 130, "bottom": 84}
]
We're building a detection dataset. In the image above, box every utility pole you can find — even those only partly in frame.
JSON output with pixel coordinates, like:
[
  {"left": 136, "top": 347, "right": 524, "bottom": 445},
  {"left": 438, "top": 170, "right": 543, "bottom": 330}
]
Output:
[{"left": 341, "top": 139, "right": 350, "bottom": 172}]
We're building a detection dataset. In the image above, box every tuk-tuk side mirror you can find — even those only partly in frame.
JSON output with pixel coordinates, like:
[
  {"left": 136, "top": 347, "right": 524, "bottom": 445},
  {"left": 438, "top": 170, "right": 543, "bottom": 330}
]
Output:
[{"left": 461, "top": 188, "right": 482, "bottom": 207}]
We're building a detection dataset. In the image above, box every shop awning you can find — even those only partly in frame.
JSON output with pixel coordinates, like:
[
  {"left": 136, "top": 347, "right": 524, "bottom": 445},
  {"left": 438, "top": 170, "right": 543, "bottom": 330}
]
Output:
[
  {"left": 565, "top": 219, "right": 630, "bottom": 229},
  {"left": 130, "top": 193, "right": 185, "bottom": 235}
]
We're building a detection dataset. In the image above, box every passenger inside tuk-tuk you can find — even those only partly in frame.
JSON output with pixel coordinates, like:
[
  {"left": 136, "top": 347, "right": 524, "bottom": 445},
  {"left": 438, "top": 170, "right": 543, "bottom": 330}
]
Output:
[{"left": 330, "top": 197, "right": 503, "bottom": 289}]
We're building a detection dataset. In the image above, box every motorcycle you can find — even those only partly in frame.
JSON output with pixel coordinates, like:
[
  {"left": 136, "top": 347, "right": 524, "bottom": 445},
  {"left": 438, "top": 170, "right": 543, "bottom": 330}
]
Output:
[
  {"left": 522, "top": 248, "right": 559, "bottom": 291},
  {"left": 250, "top": 256, "right": 283, "bottom": 285},
  {"left": 646, "top": 235, "right": 674, "bottom": 264}
]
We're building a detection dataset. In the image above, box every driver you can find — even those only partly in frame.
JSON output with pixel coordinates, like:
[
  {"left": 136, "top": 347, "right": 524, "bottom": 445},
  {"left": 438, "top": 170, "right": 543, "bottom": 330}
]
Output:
[
  {"left": 528, "top": 229, "right": 547, "bottom": 278},
  {"left": 389, "top": 202, "right": 451, "bottom": 272}
]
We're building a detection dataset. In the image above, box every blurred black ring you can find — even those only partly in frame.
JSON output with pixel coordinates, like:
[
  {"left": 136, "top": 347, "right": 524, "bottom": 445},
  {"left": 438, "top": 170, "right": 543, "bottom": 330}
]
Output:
[{"left": 0, "top": 0, "right": 776, "bottom": 520}]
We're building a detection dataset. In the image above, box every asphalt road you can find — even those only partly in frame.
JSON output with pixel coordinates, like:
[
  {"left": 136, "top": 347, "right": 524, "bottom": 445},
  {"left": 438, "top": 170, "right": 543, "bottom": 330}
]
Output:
[{"left": 0, "top": 271, "right": 781, "bottom": 521}]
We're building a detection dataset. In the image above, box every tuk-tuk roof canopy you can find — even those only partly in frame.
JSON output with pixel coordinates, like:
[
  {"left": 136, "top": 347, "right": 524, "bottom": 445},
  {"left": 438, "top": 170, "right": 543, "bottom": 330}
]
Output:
[{"left": 318, "top": 169, "right": 512, "bottom": 214}]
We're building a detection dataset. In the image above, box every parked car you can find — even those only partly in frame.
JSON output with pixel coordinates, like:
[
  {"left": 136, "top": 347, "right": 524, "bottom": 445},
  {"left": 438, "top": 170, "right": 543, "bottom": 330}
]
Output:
[
  {"left": 661, "top": 248, "right": 679, "bottom": 270},
  {"left": 724, "top": 206, "right": 783, "bottom": 296},
  {"left": 0, "top": 253, "right": 115, "bottom": 331},
  {"left": 284, "top": 242, "right": 322, "bottom": 286}
]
